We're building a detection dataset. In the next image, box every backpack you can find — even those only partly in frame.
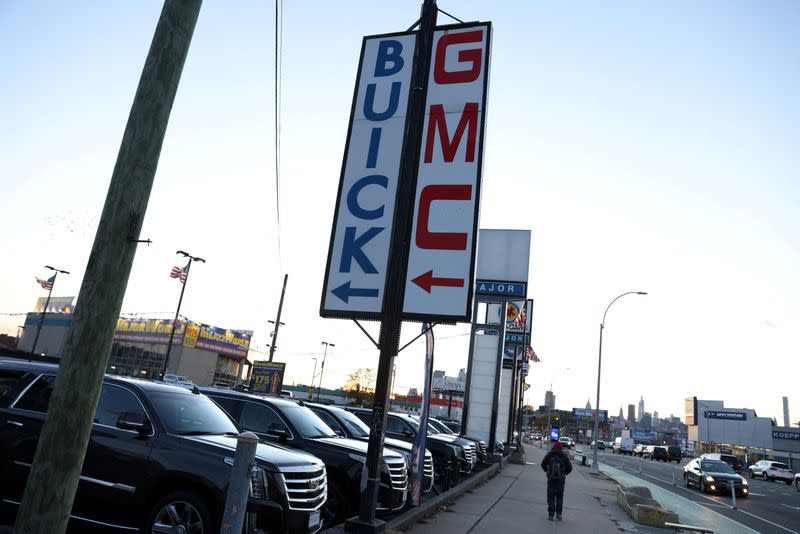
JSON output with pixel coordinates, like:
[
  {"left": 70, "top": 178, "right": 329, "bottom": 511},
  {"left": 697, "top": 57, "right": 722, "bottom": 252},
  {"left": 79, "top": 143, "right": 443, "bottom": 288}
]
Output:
[{"left": 547, "top": 454, "right": 565, "bottom": 480}]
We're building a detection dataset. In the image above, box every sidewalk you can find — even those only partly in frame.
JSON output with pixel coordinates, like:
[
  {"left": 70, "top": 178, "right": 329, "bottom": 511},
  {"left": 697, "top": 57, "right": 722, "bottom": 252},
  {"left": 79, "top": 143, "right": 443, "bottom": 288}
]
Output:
[{"left": 399, "top": 445, "right": 647, "bottom": 533}]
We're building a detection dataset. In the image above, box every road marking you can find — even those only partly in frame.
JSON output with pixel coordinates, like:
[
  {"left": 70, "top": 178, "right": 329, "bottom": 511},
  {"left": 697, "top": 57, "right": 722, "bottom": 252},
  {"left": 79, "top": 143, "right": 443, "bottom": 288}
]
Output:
[
  {"left": 735, "top": 509, "right": 800, "bottom": 534},
  {"left": 525, "top": 462, "right": 537, "bottom": 466},
  {"left": 780, "top": 503, "right": 800, "bottom": 512},
  {"left": 746, "top": 493, "right": 765, "bottom": 496}
]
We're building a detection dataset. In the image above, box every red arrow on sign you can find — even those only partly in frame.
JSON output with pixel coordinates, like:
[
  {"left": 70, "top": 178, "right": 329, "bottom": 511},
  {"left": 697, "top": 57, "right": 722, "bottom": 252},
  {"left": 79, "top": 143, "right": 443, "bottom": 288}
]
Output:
[{"left": 411, "top": 270, "right": 465, "bottom": 293}]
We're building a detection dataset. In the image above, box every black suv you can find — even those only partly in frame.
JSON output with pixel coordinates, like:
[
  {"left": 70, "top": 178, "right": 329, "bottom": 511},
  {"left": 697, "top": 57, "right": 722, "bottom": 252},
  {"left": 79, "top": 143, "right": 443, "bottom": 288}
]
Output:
[
  {"left": 305, "top": 403, "right": 434, "bottom": 496},
  {"left": 427, "top": 417, "right": 487, "bottom": 464},
  {"left": 0, "top": 359, "right": 326, "bottom": 533},
  {"left": 199, "top": 388, "right": 408, "bottom": 526},
  {"left": 650, "top": 446, "right": 669, "bottom": 462},
  {"left": 346, "top": 407, "right": 464, "bottom": 488}
]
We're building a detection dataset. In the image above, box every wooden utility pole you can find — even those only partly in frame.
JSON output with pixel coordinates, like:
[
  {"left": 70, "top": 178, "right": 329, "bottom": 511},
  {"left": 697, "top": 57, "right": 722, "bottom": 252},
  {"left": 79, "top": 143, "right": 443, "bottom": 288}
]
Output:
[
  {"left": 13, "top": 2, "right": 202, "bottom": 533},
  {"left": 267, "top": 273, "right": 288, "bottom": 362}
]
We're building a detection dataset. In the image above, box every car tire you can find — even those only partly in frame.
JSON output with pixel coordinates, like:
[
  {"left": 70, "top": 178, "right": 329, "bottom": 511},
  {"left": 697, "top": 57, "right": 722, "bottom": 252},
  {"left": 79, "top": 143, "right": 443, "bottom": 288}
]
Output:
[
  {"left": 684, "top": 473, "right": 690, "bottom": 488},
  {"left": 322, "top": 479, "right": 345, "bottom": 528},
  {"left": 748, "top": 469, "right": 753, "bottom": 478},
  {"left": 785, "top": 480, "right": 792, "bottom": 486},
  {"left": 762, "top": 472, "right": 769, "bottom": 481},
  {"left": 795, "top": 479, "right": 800, "bottom": 492},
  {"left": 699, "top": 479, "right": 706, "bottom": 493},
  {"left": 145, "top": 490, "right": 214, "bottom": 534}
]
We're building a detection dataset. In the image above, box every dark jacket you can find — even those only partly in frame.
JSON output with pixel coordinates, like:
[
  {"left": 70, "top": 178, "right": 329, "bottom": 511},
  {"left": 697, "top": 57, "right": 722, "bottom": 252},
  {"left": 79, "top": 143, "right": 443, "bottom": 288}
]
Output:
[{"left": 541, "top": 446, "right": 573, "bottom": 478}]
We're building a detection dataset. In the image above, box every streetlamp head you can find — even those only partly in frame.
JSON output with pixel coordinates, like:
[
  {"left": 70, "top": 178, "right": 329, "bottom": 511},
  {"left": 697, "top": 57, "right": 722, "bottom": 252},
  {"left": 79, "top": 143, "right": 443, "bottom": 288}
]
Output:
[{"left": 637, "top": 291, "right": 648, "bottom": 295}]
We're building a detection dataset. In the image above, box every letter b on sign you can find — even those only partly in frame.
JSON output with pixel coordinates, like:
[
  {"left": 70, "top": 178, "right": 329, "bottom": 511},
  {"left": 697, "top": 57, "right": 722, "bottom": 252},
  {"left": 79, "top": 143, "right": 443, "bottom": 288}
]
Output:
[{"left": 375, "top": 40, "right": 404, "bottom": 77}]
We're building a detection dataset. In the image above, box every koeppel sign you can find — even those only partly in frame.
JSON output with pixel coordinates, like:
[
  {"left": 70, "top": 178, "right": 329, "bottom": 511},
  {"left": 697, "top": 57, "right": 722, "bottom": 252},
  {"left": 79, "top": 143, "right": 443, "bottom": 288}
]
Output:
[
  {"left": 321, "top": 22, "right": 492, "bottom": 323},
  {"left": 705, "top": 410, "right": 746, "bottom": 421},
  {"left": 773, "top": 430, "right": 800, "bottom": 440}
]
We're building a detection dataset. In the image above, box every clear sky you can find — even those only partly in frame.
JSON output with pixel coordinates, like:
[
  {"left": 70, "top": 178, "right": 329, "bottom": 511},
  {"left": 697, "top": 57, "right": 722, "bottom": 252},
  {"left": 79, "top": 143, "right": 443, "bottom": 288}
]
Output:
[{"left": 1, "top": 1, "right": 798, "bottom": 425}]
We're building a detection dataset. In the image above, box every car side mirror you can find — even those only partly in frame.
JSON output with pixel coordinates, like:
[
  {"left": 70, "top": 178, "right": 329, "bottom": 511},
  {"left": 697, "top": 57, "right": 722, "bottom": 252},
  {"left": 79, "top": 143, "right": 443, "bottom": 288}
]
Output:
[
  {"left": 402, "top": 428, "right": 414, "bottom": 437},
  {"left": 267, "top": 422, "right": 289, "bottom": 440},
  {"left": 117, "top": 412, "right": 151, "bottom": 436}
]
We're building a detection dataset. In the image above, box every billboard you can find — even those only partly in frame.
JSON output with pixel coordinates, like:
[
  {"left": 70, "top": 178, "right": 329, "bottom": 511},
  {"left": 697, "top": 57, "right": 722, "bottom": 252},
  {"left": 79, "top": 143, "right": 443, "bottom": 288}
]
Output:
[
  {"left": 321, "top": 31, "right": 417, "bottom": 318},
  {"left": 705, "top": 410, "right": 746, "bottom": 421},
  {"left": 114, "top": 318, "right": 252, "bottom": 358},
  {"left": 34, "top": 296, "right": 74, "bottom": 313},
  {"left": 402, "top": 23, "right": 492, "bottom": 322},
  {"left": 572, "top": 408, "right": 608, "bottom": 422},
  {"left": 249, "top": 361, "right": 286, "bottom": 396}
]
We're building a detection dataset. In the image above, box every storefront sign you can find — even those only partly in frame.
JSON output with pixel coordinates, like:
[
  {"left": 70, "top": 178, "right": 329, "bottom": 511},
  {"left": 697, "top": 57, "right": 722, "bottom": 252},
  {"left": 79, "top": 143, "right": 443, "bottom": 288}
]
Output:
[
  {"left": 250, "top": 361, "right": 286, "bottom": 396},
  {"left": 475, "top": 280, "right": 525, "bottom": 297},
  {"left": 114, "top": 318, "right": 251, "bottom": 357},
  {"left": 705, "top": 410, "right": 746, "bottom": 421},
  {"left": 773, "top": 430, "right": 800, "bottom": 440}
]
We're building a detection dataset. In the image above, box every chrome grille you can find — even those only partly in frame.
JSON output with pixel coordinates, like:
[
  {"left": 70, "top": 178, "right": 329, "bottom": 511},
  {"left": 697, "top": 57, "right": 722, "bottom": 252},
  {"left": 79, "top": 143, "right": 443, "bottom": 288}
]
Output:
[
  {"left": 386, "top": 458, "right": 408, "bottom": 491},
  {"left": 424, "top": 453, "right": 434, "bottom": 479},
  {"left": 479, "top": 442, "right": 487, "bottom": 456},
  {"left": 463, "top": 444, "right": 476, "bottom": 466},
  {"left": 278, "top": 466, "right": 327, "bottom": 511}
]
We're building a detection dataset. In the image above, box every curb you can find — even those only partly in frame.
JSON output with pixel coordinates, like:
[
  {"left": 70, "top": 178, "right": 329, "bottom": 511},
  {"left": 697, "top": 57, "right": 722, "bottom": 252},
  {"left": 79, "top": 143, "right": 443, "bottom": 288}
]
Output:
[{"left": 385, "top": 462, "right": 503, "bottom": 533}]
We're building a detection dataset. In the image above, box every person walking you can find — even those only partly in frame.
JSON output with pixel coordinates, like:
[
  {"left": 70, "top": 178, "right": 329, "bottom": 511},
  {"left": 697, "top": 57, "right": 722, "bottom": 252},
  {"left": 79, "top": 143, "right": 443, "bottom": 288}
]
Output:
[{"left": 541, "top": 440, "right": 573, "bottom": 520}]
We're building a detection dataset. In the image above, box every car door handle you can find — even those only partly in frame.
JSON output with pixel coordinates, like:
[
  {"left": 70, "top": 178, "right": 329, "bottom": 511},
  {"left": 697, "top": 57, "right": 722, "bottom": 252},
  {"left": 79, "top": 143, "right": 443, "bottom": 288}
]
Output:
[{"left": 4, "top": 420, "right": 23, "bottom": 428}]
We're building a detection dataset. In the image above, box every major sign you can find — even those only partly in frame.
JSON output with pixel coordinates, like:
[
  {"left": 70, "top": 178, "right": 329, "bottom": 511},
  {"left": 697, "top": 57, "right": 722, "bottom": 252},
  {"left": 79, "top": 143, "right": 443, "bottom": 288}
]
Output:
[{"left": 321, "top": 23, "right": 491, "bottom": 322}]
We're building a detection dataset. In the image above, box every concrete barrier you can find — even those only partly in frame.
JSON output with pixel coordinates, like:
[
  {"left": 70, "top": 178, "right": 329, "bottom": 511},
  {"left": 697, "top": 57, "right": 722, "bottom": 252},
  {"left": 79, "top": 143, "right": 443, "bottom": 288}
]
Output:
[{"left": 616, "top": 485, "right": 679, "bottom": 528}]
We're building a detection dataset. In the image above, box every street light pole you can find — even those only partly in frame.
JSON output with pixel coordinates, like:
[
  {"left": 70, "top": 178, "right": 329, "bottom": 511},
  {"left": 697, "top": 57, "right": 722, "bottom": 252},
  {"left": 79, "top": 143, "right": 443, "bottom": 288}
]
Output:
[
  {"left": 309, "top": 357, "right": 318, "bottom": 400},
  {"left": 31, "top": 265, "right": 69, "bottom": 356},
  {"left": 591, "top": 291, "right": 647, "bottom": 475},
  {"left": 161, "top": 250, "right": 205, "bottom": 379},
  {"left": 317, "top": 341, "right": 334, "bottom": 401}
]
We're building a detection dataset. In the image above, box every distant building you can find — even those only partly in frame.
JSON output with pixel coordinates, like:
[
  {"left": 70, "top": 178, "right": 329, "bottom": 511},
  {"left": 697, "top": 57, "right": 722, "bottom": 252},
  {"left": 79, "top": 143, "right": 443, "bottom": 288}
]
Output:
[
  {"left": 585, "top": 399, "right": 592, "bottom": 410},
  {"left": 618, "top": 406, "right": 624, "bottom": 419},
  {"left": 627, "top": 404, "right": 636, "bottom": 426},
  {"left": 638, "top": 396, "right": 645, "bottom": 423},
  {"left": 545, "top": 390, "right": 556, "bottom": 411},
  {"left": 432, "top": 368, "right": 466, "bottom": 393},
  {"left": 642, "top": 412, "right": 652, "bottom": 430},
  {"left": 653, "top": 410, "right": 660, "bottom": 429},
  {"left": 407, "top": 388, "right": 419, "bottom": 397}
]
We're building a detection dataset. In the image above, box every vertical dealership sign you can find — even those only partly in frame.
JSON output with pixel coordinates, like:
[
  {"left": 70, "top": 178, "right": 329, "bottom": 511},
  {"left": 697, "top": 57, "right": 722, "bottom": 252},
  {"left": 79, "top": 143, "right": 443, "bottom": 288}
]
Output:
[
  {"left": 403, "top": 24, "right": 491, "bottom": 321},
  {"left": 321, "top": 32, "right": 416, "bottom": 318},
  {"left": 322, "top": 23, "right": 491, "bottom": 323}
]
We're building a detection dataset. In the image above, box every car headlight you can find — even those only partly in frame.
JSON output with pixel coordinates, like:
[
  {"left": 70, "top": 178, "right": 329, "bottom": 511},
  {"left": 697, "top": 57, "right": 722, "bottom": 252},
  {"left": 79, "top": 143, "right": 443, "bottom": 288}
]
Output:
[
  {"left": 705, "top": 475, "right": 715, "bottom": 482},
  {"left": 249, "top": 466, "right": 269, "bottom": 499}
]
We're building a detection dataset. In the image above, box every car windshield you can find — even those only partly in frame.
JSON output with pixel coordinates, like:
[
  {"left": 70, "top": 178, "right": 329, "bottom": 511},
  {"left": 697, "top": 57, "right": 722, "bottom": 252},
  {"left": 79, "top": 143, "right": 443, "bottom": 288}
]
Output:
[
  {"left": 431, "top": 420, "right": 455, "bottom": 434},
  {"left": 405, "top": 417, "right": 420, "bottom": 431},
  {"left": 282, "top": 405, "right": 337, "bottom": 439},
  {"left": 701, "top": 460, "right": 734, "bottom": 473},
  {"left": 411, "top": 416, "right": 440, "bottom": 434},
  {"left": 150, "top": 392, "right": 239, "bottom": 435},
  {"left": 333, "top": 409, "right": 370, "bottom": 438}
]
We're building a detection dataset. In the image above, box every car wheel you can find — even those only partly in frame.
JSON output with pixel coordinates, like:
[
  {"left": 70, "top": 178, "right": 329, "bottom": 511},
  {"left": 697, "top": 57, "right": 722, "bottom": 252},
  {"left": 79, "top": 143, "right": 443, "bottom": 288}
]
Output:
[
  {"left": 146, "top": 490, "right": 213, "bottom": 534},
  {"left": 684, "top": 473, "right": 690, "bottom": 487},
  {"left": 699, "top": 479, "right": 706, "bottom": 493},
  {"left": 762, "top": 472, "right": 769, "bottom": 481},
  {"left": 748, "top": 469, "right": 753, "bottom": 478},
  {"left": 321, "top": 479, "right": 345, "bottom": 528},
  {"left": 796, "top": 479, "right": 800, "bottom": 492},
  {"left": 785, "top": 480, "right": 792, "bottom": 486}
]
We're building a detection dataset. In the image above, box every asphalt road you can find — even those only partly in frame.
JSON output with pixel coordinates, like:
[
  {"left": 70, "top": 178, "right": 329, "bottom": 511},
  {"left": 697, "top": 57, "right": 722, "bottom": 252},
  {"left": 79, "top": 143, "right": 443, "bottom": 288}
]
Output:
[{"left": 592, "top": 448, "right": 800, "bottom": 534}]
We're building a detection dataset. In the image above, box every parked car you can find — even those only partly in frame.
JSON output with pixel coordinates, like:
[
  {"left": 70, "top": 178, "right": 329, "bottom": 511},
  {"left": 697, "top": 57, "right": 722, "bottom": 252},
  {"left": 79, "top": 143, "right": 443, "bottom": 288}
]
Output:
[
  {"left": 346, "top": 407, "right": 464, "bottom": 487},
  {"left": 412, "top": 415, "right": 479, "bottom": 470},
  {"left": 613, "top": 437, "right": 635, "bottom": 455},
  {"left": 590, "top": 440, "right": 605, "bottom": 450},
  {"left": 684, "top": 458, "right": 748, "bottom": 496},
  {"left": 558, "top": 436, "right": 575, "bottom": 448},
  {"left": 795, "top": 472, "right": 800, "bottom": 492},
  {"left": 161, "top": 373, "right": 194, "bottom": 389},
  {"left": 650, "top": 446, "right": 669, "bottom": 462},
  {"left": 199, "top": 387, "right": 408, "bottom": 526},
  {"left": 0, "top": 359, "right": 326, "bottom": 533},
  {"left": 667, "top": 446, "right": 682, "bottom": 463},
  {"left": 305, "top": 402, "right": 434, "bottom": 495},
  {"left": 701, "top": 453, "right": 743, "bottom": 473},
  {"left": 633, "top": 444, "right": 646, "bottom": 457},
  {"left": 747, "top": 460, "right": 794, "bottom": 484},
  {"left": 427, "top": 417, "right": 488, "bottom": 464},
  {"left": 682, "top": 449, "right": 695, "bottom": 458}
]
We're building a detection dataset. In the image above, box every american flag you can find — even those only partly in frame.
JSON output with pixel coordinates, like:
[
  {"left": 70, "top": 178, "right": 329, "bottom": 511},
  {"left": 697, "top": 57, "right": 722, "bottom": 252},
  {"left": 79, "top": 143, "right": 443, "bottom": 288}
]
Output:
[
  {"left": 514, "top": 303, "right": 527, "bottom": 328},
  {"left": 36, "top": 275, "right": 55, "bottom": 290},
  {"left": 525, "top": 345, "right": 540, "bottom": 362},
  {"left": 170, "top": 262, "right": 189, "bottom": 284}
]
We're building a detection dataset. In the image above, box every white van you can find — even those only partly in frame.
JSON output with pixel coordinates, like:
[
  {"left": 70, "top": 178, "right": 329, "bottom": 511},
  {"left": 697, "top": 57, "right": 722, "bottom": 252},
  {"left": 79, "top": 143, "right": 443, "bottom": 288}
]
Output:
[{"left": 613, "top": 437, "right": 635, "bottom": 455}]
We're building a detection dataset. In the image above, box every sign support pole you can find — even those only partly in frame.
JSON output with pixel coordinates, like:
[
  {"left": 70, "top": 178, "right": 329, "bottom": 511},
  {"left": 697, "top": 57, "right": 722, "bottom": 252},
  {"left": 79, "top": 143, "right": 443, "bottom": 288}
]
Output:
[
  {"left": 162, "top": 257, "right": 193, "bottom": 378},
  {"left": 31, "top": 271, "right": 58, "bottom": 356},
  {"left": 346, "top": 1, "right": 437, "bottom": 532}
]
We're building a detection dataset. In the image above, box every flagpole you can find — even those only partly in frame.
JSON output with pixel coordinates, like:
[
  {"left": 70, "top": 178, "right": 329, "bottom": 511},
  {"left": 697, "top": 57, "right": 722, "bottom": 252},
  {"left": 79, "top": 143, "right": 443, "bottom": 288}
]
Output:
[
  {"left": 31, "top": 265, "right": 69, "bottom": 357},
  {"left": 160, "top": 250, "right": 205, "bottom": 379},
  {"left": 31, "top": 273, "right": 56, "bottom": 357}
]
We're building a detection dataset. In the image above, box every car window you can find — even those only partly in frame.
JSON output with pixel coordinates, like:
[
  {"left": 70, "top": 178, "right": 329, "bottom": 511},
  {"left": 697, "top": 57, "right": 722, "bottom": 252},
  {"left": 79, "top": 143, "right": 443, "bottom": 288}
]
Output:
[
  {"left": 386, "top": 416, "right": 409, "bottom": 434},
  {"left": 313, "top": 410, "right": 345, "bottom": 435},
  {"left": 772, "top": 462, "right": 789, "bottom": 469},
  {"left": 0, "top": 370, "right": 35, "bottom": 408},
  {"left": 282, "top": 406, "right": 336, "bottom": 439},
  {"left": 150, "top": 391, "right": 238, "bottom": 435},
  {"left": 239, "top": 401, "right": 285, "bottom": 434},
  {"left": 94, "top": 384, "right": 146, "bottom": 427},
  {"left": 701, "top": 460, "right": 734, "bottom": 473},
  {"left": 14, "top": 375, "right": 56, "bottom": 412}
]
